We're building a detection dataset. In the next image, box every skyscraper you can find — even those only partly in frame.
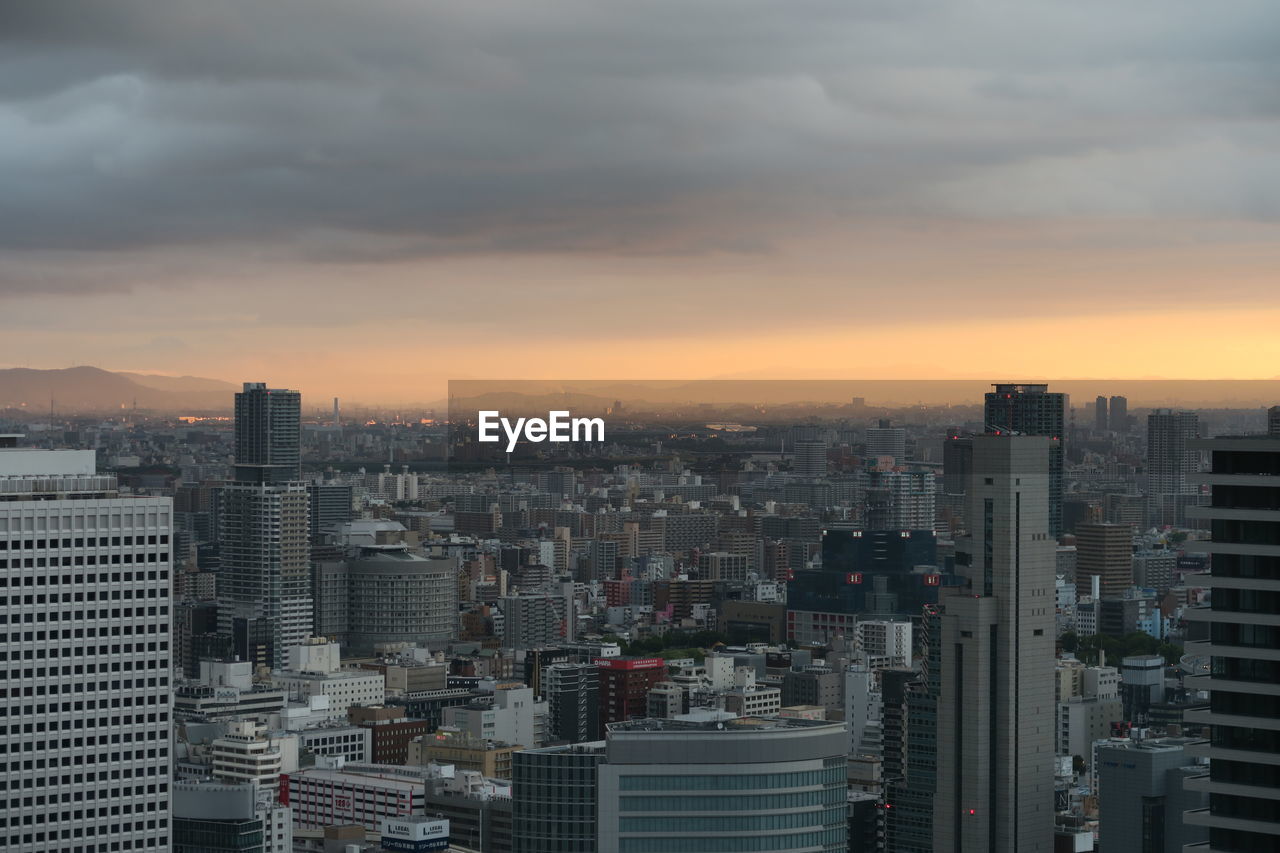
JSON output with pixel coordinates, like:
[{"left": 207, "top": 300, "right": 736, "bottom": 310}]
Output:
[
  {"left": 1182, "top": 427, "right": 1280, "bottom": 851},
  {"left": 1075, "top": 522, "right": 1134, "bottom": 599},
  {"left": 233, "top": 382, "right": 302, "bottom": 483},
  {"left": 788, "top": 529, "right": 945, "bottom": 644},
  {"left": 934, "top": 435, "right": 1056, "bottom": 852},
  {"left": 1095, "top": 395, "right": 1109, "bottom": 431},
  {"left": 513, "top": 743, "right": 605, "bottom": 853},
  {"left": 544, "top": 662, "right": 601, "bottom": 744},
  {"left": 1110, "top": 395, "right": 1129, "bottom": 433},
  {"left": 1146, "top": 409, "right": 1201, "bottom": 527},
  {"left": 219, "top": 382, "right": 312, "bottom": 668},
  {"left": 793, "top": 439, "right": 829, "bottom": 478},
  {"left": 866, "top": 420, "right": 907, "bottom": 465},
  {"left": 983, "top": 383, "right": 1066, "bottom": 536},
  {"left": 0, "top": 440, "right": 174, "bottom": 853}
]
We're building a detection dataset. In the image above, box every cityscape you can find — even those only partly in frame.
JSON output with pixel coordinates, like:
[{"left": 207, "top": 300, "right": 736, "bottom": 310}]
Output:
[
  {"left": 6, "top": 2, "right": 1280, "bottom": 852},
  {"left": 2, "top": 380, "right": 1278, "bottom": 852}
]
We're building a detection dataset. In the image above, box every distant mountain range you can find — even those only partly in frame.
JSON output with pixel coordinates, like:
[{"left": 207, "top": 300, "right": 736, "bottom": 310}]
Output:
[{"left": 0, "top": 367, "right": 237, "bottom": 413}]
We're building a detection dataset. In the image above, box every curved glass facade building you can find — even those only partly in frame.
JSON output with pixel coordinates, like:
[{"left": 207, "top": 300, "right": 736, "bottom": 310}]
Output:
[{"left": 597, "top": 717, "right": 848, "bottom": 853}]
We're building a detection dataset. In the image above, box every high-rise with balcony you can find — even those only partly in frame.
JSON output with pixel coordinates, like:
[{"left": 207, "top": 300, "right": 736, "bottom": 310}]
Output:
[
  {"left": 218, "top": 382, "right": 312, "bottom": 669},
  {"left": 1181, "top": 424, "right": 1280, "bottom": 851},
  {"left": 934, "top": 435, "right": 1057, "bottom": 852},
  {"left": 233, "top": 382, "right": 302, "bottom": 483},
  {"left": 983, "top": 383, "right": 1066, "bottom": 537},
  {"left": 0, "top": 439, "right": 173, "bottom": 853},
  {"left": 1147, "top": 409, "right": 1202, "bottom": 527}
]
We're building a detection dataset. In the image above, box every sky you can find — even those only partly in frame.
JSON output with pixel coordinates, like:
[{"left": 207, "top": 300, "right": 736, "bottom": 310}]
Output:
[{"left": 2, "top": 0, "right": 1279, "bottom": 403}]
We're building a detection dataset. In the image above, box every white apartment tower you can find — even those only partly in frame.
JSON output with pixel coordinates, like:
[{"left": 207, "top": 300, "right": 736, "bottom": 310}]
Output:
[{"left": 0, "top": 438, "right": 173, "bottom": 852}]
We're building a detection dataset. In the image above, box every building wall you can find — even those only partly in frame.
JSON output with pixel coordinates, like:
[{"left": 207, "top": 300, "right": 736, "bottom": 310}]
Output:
[
  {"left": 596, "top": 720, "right": 848, "bottom": 853},
  {"left": 0, "top": 468, "right": 173, "bottom": 853}
]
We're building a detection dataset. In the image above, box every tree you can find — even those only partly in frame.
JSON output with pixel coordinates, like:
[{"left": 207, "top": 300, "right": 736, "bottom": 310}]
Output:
[
  {"left": 1157, "top": 642, "right": 1184, "bottom": 666},
  {"left": 1060, "top": 631, "right": 1079, "bottom": 653}
]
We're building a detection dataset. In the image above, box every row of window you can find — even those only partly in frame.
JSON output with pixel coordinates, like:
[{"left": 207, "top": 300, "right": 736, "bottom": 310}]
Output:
[
  {"left": 0, "top": 765, "right": 168, "bottom": 785},
  {"left": 620, "top": 806, "right": 845, "bottom": 833},
  {"left": 5, "top": 788, "right": 164, "bottom": 808},
  {"left": 3, "top": 695, "right": 166, "bottom": 716},
  {"left": 0, "top": 645, "right": 168, "bottom": 664},
  {"left": 0, "top": 535, "right": 169, "bottom": 550},
  {"left": 4, "top": 614, "right": 169, "bottom": 635},
  {"left": 0, "top": 570, "right": 168, "bottom": 586},
  {"left": 0, "top": 677, "right": 169, "bottom": 699},
  {"left": 0, "top": 553, "right": 169, "bottom": 569},
  {"left": 1, "top": 737, "right": 167, "bottom": 756},
  {"left": 620, "top": 789, "right": 844, "bottom": 812},
  {"left": 618, "top": 828, "right": 846, "bottom": 852},
  {"left": 617, "top": 768, "right": 845, "bottom": 791}
]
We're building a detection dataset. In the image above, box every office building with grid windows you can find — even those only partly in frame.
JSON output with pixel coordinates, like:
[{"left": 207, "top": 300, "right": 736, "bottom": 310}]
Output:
[{"left": 0, "top": 441, "right": 173, "bottom": 852}]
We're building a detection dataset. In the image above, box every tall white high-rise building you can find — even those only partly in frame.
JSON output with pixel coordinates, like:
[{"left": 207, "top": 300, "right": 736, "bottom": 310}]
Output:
[
  {"left": 934, "top": 435, "right": 1056, "bottom": 852},
  {"left": 0, "top": 438, "right": 173, "bottom": 853}
]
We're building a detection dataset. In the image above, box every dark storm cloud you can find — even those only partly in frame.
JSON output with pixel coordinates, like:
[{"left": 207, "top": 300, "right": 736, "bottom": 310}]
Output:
[{"left": 0, "top": 0, "right": 1278, "bottom": 273}]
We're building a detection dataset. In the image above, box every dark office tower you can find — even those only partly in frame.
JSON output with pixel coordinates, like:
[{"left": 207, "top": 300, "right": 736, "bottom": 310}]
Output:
[
  {"left": 891, "top": 604, "right": 942, "bottom": 852},
  {"left": 1270, "top": 405, "right": 1280, "bottom": 437},
  {"left": 943, "top": 433, "right": 973, "bottom": 494},
  {"left": 788, "top": 529, "right": 946, "bottom": 644},
  {"left": 1147, "top": 409, "right": 1201, "bottom": 527},
  {"left": 984, "top": 383, "right": 1067, "bottom": 537},
  {"left": 935, "top": 435, "right": 1056, "bottom": 853},
  {"left": 1110, "top": 395, "right": 1129, "bottom": 433},
  {"left": 1075, "top": 522, "right": 1134, "bottom": 600},
  {"left": 793, "top": 439, "right": 829, "bottom": 478},
  {"left": 524, "top": 647, "right": 573, "bottom": 698},
  {"left": 1095, "top": 395, "right": 1109, "bottom": 431},
  {"left": 1181, "top": 427, "right": 1280, "bottom": 852},
  {"left": 307, "top": 482, "right": 354, "bottom": 542},
  {"left": 545, "top": 662, "right": 601, "bottom": 744},
  {"left": 512, "top": 743, "right": 605, "bottom": 853},
  {"left": 234, "top": 381, "right": 302, "bottom": 482}
]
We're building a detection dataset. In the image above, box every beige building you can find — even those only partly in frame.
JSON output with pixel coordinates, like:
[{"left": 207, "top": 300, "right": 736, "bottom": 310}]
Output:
[
  {"left": 935, "top": 436, "right": 1056, "bottom": 853},
  {"left": 410, "top": 731, "right": 524, "bottom": 779}
]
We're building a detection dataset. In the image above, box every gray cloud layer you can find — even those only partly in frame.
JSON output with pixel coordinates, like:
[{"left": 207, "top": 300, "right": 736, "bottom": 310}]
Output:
[{"left": 1, "top": 0, "right": 1278, "bottom": 285}]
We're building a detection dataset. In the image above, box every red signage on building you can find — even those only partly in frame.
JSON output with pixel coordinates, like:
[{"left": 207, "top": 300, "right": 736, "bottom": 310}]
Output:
[{"left": 846, "top": 572, "right": 863, "bottom": 585}]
